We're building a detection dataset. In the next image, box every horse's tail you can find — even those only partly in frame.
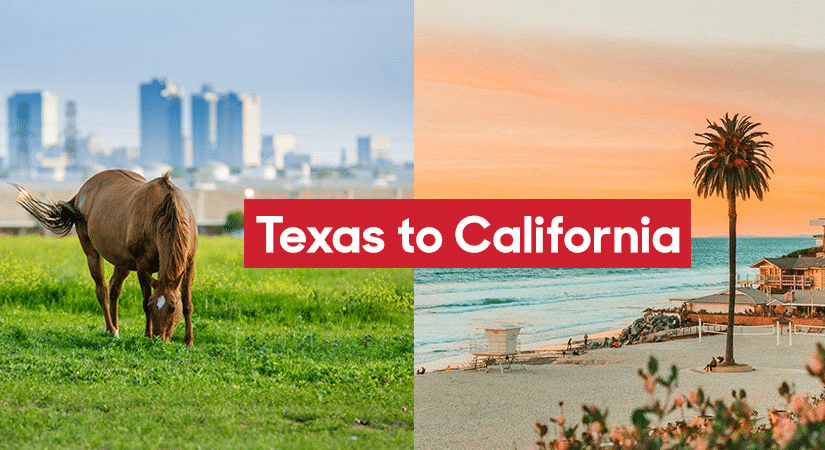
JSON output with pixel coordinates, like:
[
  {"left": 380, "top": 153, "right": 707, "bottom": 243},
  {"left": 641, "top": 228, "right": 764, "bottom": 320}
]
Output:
[{"left": 12, "top": 184, "right": 84, "bottom": 236}]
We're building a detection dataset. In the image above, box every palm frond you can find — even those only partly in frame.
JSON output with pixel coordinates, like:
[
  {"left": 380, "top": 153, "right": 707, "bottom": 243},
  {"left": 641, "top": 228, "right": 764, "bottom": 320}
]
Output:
[{"left": 692, "top": 113, "right": 774, "bottom": 201}]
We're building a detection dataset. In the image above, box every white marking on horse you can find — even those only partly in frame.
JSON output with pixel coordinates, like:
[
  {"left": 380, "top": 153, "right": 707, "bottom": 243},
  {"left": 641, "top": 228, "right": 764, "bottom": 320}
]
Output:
[
  {"left": 157, "top": 295, "right": 166, "bottom": 309},
  {"left": 114, "top": 329, "right": 120, "bottom": 339}
]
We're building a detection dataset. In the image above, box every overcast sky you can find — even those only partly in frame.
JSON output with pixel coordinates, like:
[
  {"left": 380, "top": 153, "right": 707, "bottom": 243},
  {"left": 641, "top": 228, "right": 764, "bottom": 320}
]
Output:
[
  {"left": 0, "top": 0, "right": 413, "bottom": 165},
  {"left": 417, "top": 1, "right": 825, "bottom": 50}
]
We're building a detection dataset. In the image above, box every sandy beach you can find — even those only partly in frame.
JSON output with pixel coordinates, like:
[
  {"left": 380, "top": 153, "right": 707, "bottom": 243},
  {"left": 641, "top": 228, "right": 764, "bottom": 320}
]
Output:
[{"left": 414, "top": 332, "right": 825, "bottom": 450}]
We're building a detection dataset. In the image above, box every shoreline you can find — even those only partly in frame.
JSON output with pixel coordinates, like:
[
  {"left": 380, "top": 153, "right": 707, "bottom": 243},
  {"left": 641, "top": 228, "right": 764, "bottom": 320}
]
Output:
[
  {"left": 417, "top": 327, "right": 628, "bottom": 373},
  {"left": 418, "top": 309, "right": 816, "bottom": 373}
]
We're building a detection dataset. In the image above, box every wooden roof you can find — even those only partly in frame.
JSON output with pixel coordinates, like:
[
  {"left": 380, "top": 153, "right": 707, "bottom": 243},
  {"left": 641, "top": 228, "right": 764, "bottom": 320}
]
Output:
[
  {"left": 685, "top": 287, "right": 773, "bottom": 305},
  {"left": 750, "top": 257, "right": 825, "bottom": 270}
]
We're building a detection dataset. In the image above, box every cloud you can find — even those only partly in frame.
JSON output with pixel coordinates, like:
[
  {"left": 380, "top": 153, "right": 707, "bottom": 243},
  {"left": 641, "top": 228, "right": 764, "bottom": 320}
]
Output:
[{"left": 415, "top": 31, "right": 825, "bottom": 236}]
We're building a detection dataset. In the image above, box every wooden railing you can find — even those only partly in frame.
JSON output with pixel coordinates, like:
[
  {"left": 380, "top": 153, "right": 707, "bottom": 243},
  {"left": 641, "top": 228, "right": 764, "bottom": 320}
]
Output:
[{"left": 759, "top": 275, "right": 813, "bottom": 289}]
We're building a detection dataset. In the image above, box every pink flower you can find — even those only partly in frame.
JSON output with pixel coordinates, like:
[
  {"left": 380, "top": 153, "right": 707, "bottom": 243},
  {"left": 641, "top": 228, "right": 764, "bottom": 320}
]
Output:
[
  {"left": 674, "top": 396, "right": 685, "bottom": 407},
  {"left": 809, "top": 353, "right": 824, "bottom": 374},
  {"left": 610, "top": 426, "right": 635, "bottom": 449},
  {"left": 772, "top": 417, "right": 798, "bottom": 447},
  {"left": 589, "top": 422, "right": 603, "bottom": 440},
  {"left": 556, "top": 415, "right": 565, "bottom": 426},
  {"left": 816, "top": 401, "right": 825, "bottom": 422},
  {"left": 555, "top": 440, "right": 570, "bottom": 450},
  {"left": 691, "top": 437, "right": 708, "bottom": 450},
  {"left": 644, "top": 377, "right": 655, "bottom": 395},
  {"left": 689, "top": 391, "right": 700, "bottom": 405},
  {"left": 790, "top": 394, "right": 808, "bottom": 413}
]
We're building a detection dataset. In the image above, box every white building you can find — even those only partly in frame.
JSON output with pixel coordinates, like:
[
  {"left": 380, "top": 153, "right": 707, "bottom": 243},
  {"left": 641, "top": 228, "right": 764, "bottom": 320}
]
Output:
[
  {"left": 357, "top": 134, "right": 391, "bottom": 166},
  {"left": 262, "top": 134, "right": 297, "bottom": 171}
]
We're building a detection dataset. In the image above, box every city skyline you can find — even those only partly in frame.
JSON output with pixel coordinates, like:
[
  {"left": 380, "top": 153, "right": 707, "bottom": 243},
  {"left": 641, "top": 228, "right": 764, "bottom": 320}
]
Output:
[
  {"left": 5, "top": 80, "right": 396, "bottom": 172},
  {"left": 0, "top": 1, "right": 413, "bottom": 166}
]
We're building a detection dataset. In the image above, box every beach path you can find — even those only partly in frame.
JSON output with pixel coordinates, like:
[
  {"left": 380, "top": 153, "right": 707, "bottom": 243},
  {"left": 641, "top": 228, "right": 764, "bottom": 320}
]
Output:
[{"left": 414, "top": 333, "right": 825, "bottom": 449}]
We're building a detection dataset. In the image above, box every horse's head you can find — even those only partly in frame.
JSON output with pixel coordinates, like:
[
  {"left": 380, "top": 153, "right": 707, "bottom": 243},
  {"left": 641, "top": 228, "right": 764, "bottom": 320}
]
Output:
[{"left": 148, "top": 281, "right": 183, "bottom": 341}]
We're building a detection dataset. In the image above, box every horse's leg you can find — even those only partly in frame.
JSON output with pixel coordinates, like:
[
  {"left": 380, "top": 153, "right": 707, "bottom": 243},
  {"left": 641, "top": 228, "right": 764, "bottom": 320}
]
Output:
[
  {"left": 181, "top": 260, "right": 196, "bottom": 347},
  {"left": 77, "top": 228, "right": 116, "bottom": 334},
  {"left": 137, "top": 271, "right": 153, "bottom": 337},
  {"left": 108, "top": 267, "right": 130, "bottom": 337}
]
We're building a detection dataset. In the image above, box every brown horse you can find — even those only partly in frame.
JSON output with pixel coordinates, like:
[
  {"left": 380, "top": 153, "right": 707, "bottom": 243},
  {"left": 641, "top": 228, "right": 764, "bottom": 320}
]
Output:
[{"left": 14, "top": 169, "right": 197, "bottom": 346}]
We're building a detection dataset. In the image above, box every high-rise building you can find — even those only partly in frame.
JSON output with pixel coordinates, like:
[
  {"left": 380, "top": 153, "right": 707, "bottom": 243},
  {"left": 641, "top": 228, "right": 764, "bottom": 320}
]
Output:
[
  {"left": 217, "top": 92, "right": 261, "bottom": 167},
  {"left": 64, "top": 101, "right": 77, "bottom": 161},
  {"left": 139, "top": 78, "right": 184, "bottom": 167},
  {"left": 7, "top": 91, "right": 59, "bottom": 170},
  {"left": 261, "top": 135, "right": 273, "bottom": 163},
  {"left": 357, "top": 136, "right": 370, "bottom": 166},
  {"left": 191, "top": 84, "right": 219, "bottom": 167},
  {"left": 357, "top": 135, "right": 391, "bottom": 167}
]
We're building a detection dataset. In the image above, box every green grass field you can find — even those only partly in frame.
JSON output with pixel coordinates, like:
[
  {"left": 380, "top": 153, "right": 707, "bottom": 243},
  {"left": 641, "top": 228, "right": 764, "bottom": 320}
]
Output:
[{"left": 0, "top": 235, "right": 413, "bottom": 449}]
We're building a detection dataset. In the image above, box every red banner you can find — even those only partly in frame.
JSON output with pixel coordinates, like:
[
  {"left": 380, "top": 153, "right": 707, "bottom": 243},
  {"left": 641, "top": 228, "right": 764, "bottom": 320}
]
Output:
[{"left": 243, "top": 199, "right": 691, "bottom": 268}]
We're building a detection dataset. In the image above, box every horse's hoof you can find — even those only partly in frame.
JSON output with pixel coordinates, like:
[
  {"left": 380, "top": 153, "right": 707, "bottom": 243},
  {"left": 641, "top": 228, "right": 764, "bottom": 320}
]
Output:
[{"left": 114, "top": 329, "right": 120, "bottom": 339}]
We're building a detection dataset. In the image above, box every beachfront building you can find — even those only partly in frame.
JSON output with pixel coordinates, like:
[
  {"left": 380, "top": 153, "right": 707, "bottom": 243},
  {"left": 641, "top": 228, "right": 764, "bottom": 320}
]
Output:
[
  {"left": 680, "top": 287, "right": 825, "bottom": 316},
  {"left": 680, "top": 220, "right": 825, "bottom": 317},
  {"left": 682, "top": 287, "right": 782, "bottom": 314},
  {"left": 739, "top": 219, "right": 825, "bottom": 295},
  {"left": 140, "top": 78, "right": 184, "bottom": 168},
  {"left": 749, "top": 257, "right": 825, "bottom": 293},
  {"left": 777, "top": 290, "right": 825, "bottom": 315}
]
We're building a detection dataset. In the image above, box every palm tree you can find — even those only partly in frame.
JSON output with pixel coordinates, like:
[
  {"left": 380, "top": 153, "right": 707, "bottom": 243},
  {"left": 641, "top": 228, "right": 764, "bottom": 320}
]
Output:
[{"left": 693, "top": 113, "right": 773, "bottom": 367}]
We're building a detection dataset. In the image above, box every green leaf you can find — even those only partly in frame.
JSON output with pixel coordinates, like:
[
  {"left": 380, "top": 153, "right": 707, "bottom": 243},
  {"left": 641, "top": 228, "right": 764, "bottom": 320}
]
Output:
[
  {"left": 648, "top": 356, "right": 658, "bottom": 374},
  {"left": 632, "top": 409, "right": 649, "bottom": 430}
]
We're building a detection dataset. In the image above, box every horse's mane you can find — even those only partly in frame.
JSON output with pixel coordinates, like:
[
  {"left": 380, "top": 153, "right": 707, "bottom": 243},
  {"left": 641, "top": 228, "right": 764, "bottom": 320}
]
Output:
[{"left": 152, "top": 172, "right": 191, "bottom": 287}]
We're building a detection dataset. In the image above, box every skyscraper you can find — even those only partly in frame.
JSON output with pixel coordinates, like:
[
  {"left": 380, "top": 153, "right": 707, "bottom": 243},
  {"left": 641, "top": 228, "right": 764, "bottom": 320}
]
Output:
[
  {"left": 357, "top": 136, "right": 370, "bottom": 166},
  {"left": 217, "top": 92, "right": 261, "bottom": 167},
  {"left": 191, "top": 84, "right": 219, "bottom": 167},
  {"left": 139, "top": 78, "right": 184, "bottom": 167},
  {"left": 64, "top": 101, "right": 77, "bottom": 161},
  {"left": 7, "top": 91, "right": 59, "bottom": 170}
]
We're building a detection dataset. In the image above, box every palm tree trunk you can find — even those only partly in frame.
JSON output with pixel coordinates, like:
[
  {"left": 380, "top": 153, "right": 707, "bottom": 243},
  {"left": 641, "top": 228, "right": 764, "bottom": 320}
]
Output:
[{"left": 725, "top": 193, "right": 737, "bottom": 366}]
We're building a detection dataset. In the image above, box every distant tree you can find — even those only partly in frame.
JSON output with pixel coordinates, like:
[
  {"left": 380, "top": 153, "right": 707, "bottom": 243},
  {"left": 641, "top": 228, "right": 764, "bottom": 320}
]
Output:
[
  {"left": 224, "top": 210, "right": 244, "bottom": 232},
  {"left": 693, "top": 113, "right": 773, "bottom": 366}
]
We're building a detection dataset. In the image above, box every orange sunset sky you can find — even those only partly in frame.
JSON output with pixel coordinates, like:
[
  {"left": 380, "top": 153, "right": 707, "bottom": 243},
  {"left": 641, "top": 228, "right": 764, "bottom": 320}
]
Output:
[{"left": 414, "top": 2, "right": 825, "bottom": 237}]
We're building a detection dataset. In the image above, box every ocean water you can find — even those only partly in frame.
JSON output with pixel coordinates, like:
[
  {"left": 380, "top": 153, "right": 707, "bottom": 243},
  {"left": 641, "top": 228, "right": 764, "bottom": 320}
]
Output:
[{"left": 414, "top": 236, "right": 812, "bottom": 367}]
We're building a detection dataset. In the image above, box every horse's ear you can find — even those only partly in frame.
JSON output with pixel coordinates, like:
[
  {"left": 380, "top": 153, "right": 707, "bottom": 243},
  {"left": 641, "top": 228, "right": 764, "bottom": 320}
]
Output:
[{"left": 149, "top": 276, "right": 158, "bottom": 289}]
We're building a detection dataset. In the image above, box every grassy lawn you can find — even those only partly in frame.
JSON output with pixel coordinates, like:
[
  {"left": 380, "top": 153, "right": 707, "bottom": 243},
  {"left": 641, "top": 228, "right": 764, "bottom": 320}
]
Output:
[{"left": 0, "top": 235, "right": 413, "bottom": 449}]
